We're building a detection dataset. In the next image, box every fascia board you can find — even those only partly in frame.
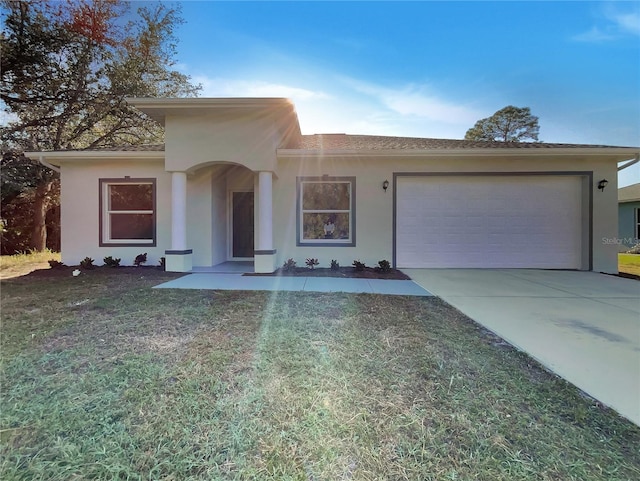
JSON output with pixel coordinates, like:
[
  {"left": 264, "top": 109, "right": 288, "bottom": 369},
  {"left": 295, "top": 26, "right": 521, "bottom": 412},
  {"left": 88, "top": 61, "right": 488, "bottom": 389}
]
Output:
[
  {"left": 277, "top": 147, "right": 640, "bottom": 161},
  {"left": 127, "top": 97, "right": 291, "bottom": 109},
  {"left": 127, "top": 97, "right": 295, "bottom": 125},
  {"left": 25, "top": 151, "right": 165, "bottom": 167}
]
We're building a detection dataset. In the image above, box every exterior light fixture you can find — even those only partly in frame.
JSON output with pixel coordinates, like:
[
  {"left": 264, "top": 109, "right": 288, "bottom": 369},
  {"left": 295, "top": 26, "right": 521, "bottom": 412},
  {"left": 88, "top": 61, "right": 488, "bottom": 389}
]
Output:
[
  {"left": 597, "top": 179, "right": 608, "bottom": 191},
  {"left": 383, "top": 179, "right": 390, "bottom": 192}
]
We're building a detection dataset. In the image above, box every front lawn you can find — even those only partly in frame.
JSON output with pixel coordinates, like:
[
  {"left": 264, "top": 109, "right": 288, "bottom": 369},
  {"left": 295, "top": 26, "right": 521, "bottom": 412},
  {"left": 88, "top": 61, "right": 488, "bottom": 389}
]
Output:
[
  {"left": 1, "top": 267, "right": 639, "bottom": 480},
  {"left": 619, "top": 253, "right": 640, "bottom": 277}
]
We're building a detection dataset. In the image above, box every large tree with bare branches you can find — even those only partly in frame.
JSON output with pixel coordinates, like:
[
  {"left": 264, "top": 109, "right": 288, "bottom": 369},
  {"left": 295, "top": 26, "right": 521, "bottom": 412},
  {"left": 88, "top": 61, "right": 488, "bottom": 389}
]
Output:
[{"left": 1, "top": 0, "right": 200, "bottom": 252}]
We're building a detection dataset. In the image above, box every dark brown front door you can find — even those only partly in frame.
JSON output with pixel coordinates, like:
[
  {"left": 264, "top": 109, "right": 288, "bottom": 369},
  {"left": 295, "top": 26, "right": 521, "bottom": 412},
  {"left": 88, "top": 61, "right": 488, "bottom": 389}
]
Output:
[{"left": 232, "top": 192, "right": 254, "bottom": 258}]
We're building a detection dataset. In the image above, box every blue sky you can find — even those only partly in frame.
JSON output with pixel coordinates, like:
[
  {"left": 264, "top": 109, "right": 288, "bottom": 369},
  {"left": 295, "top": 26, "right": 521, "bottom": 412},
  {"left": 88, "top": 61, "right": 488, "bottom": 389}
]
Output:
[
  {"left": 172, "top": 1, "right": 639, "bottom": 186},
  {"left": 0, "top": 1, "right": 636, "bottom": 182}
]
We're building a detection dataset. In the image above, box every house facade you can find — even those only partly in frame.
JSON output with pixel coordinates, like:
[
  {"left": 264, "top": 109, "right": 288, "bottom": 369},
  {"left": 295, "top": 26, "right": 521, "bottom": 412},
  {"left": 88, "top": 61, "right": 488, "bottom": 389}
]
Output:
[
  {"left": 28, "top": 98, "right": 640, "bottom": 274},
  {"left": 618, "top": 183, "right": 640, "bottom": 250}
]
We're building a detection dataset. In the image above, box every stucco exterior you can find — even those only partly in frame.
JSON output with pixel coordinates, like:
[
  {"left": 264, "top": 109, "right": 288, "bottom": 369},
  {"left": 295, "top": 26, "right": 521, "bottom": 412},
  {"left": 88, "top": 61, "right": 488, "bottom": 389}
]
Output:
[
  {"left": 58, "top": 159, "right": 171, "bottom": 267},
  {"left": 274, "top": 153, "right": 618, "bottom": 272},
  {"left": 27, "top": 98, "right": 639, "bottom": 274}
]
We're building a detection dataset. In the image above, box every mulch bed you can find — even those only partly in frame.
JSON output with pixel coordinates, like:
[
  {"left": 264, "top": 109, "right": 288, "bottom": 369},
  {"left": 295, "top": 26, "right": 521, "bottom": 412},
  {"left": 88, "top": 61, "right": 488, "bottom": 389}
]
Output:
[
  {"left": 20, "top": 265, "right": 410, "bottom": 280},
  {"left": 244, "top": 266, "right": 410, "bottom": 280},
  {"left": 22, "top": 265, "right": 636, "bottom": 281},
  {"left": 23, "top": 265, "right": 176, "bottom": 279}
]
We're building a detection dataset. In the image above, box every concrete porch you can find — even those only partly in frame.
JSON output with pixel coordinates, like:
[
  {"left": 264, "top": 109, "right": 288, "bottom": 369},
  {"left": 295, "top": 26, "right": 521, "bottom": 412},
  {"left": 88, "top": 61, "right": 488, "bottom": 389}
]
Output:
[{"left": 191, "top": 261, "right": 254, "bottom": 274}]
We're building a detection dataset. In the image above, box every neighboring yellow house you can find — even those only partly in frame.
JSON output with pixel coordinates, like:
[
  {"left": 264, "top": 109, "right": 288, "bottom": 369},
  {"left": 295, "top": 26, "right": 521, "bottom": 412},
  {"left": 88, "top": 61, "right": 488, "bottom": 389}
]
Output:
[{"left": 27, "top": 98, "right": 640, "bottom": 273}]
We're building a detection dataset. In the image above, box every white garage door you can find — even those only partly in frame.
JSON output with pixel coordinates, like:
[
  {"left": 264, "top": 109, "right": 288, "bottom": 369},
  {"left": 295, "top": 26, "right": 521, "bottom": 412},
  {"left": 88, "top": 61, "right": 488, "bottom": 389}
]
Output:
[{"left": 396, "top": 175, "right": 583, "bottom": 269}]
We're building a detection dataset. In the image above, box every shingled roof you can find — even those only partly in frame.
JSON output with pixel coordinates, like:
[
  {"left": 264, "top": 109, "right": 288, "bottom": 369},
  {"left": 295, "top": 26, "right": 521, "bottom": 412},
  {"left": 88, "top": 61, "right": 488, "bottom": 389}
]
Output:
[
  {"left": 290, "top": 134, "right": 630, "bottom": 151},
  {"left": 77, "top": 135, "right": 634, "bottom": 153}
]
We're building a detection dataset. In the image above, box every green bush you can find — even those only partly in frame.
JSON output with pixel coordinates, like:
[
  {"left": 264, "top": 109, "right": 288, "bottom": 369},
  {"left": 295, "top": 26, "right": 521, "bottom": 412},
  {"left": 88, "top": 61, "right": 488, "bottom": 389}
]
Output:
[
  {"left": 103, "top": 256, "right": 121, "bottom": 267},
  {"left": 282, "top": 258, "right": 297, "bottom": 271},
  {"left": 80, "top": 257, "right": 94, "bottom": 269},
  {"left": 134, "top": 253, "right": 147, "bottom": 266},
  {"left": 48, "top": 259, "right": 65, "bottom": 269},
  {"left": 377, "top": 259, "right": 391, "bottom": 273},
  {"left": 352, "top": 260, "right": 366, "bottom": 271}
]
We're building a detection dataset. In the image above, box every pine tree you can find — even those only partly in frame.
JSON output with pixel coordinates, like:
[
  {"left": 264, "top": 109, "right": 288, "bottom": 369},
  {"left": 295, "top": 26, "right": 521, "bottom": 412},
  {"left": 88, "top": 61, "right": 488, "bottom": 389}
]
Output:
[{"left": 464, "top": 106, "right": 540, "bottom": 142}]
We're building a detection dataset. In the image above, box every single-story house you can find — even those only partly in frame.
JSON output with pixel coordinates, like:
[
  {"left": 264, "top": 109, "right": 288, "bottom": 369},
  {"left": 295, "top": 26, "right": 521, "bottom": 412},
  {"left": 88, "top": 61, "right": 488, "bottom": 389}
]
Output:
[
  {"left": 27, "top": 98, "right": 640, "bottom": 274},
  {"left": 618, "top": 183, "right": 640, "bottom": 250}
]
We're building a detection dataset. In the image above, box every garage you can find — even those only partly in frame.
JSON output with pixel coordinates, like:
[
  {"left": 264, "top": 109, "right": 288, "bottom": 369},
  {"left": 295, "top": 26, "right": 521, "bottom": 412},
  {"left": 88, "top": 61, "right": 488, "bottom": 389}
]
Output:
[{"left": 395, "top": 174, "right": 585, "bottom": 269}]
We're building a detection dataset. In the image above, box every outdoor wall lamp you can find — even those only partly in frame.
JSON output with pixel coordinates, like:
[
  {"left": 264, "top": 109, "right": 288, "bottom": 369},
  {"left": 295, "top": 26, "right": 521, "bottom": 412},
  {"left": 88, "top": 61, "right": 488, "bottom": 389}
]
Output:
[
  {"left": 383, "top": 179, "right": 390, "bottom": 192},
  {"left": 597, "top": 179, "right": 608, "bottom": 191}
]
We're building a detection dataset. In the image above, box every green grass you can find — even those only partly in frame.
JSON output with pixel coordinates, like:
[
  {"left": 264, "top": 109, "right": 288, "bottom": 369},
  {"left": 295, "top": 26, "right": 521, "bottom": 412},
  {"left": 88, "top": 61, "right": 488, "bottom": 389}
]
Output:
[
  {"left": 619, "top": 253, "right": 640, "bottom": 276},
  {"left": 1, "top": 268, "right": 639, "bottom": 480}
]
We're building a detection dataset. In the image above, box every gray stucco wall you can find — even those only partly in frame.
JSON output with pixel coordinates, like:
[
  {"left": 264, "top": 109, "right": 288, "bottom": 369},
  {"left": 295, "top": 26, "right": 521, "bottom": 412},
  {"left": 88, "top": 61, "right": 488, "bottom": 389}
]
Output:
[{"left": 618, "top": 201, "right": 640, "bottom": 248}]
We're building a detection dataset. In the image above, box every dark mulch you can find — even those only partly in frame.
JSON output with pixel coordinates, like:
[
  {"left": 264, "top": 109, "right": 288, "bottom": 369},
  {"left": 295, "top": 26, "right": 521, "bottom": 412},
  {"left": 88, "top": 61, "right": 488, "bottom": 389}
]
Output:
[
  {"left": 22, "top": 265, "right": 410, "bottom": 280},
  {"left": 244, "top": 266, "right": 410, "bottom": 280},
  {"left": 24, "top": 265, "right": 177, "bottom": 279}
]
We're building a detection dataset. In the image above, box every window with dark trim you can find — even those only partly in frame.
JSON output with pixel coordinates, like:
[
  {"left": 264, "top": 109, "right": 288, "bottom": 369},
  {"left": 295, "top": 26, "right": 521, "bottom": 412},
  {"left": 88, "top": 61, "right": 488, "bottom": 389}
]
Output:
[
  {"left": 297, "top": 176, "right": 355, "bottom": 246},
  {"left": 99, "top": 178, "right": 156, "bottom": 246}
]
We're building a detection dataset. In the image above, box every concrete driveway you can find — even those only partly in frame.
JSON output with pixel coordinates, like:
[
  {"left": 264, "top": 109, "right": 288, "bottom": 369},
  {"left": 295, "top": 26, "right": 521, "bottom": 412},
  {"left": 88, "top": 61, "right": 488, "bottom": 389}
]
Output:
[{"left": 404, "top": 269, "right": 640, "bottom": 425}]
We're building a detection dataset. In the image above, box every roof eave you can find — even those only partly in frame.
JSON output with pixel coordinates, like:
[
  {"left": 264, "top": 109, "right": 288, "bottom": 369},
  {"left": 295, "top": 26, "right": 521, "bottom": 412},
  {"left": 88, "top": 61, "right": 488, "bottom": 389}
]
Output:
[
  {"left": 126, "top": 97, "right": 292, "bottom": 109},
  {"left": 278, "top": 147, "right": 640, "bottom": 160},
  {"left": 26, "top": 150, "right": 165, "bottom": 167},
  {"left": 126, "top": 97, "right": 296, "bottom": 126}
]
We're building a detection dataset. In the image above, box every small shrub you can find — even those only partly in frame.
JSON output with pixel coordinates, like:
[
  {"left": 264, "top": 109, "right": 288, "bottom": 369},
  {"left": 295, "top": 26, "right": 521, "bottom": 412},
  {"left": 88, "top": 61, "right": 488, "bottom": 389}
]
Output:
[
  {"left": 134, "top": 253, "right": 147, "bottom": 266},
  {"left": 48, "top": 259, "right": 65, "bottom": 269},
  {"left": 159, "top": 257, "right": 166, "bottom": 270},
  {"left": 80, "top": 257, "right": 95, "bottom": 269},
  {"left": 377, "top": 259, "right": 391, "bottom": 273},
  {"left": 282, "top": 258, "right": 297, "bottom": 271},
  {"left": 305, "top": 258, "right": 319, "bottom": 269},
  {"left": 103, "top": 256, "right": 121, "bottom": 267},
  {"left": 352, "top": 260, "right": 366, "bottom": 271},
  {"left": 330, "top": 259, "right": 340, "bottom": 270}
]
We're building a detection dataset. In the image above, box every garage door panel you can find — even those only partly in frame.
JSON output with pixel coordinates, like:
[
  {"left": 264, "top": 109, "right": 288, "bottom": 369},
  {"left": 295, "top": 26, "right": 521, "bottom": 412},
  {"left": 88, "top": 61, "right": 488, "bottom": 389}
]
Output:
[{"left": 396, "top": 176, "right": 583, "bottom": 269}]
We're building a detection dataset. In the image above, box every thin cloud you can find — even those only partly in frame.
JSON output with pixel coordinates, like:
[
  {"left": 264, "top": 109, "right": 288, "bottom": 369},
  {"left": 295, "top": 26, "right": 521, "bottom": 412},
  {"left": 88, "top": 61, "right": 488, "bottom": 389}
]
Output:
[
  {"left": 193, "top": 76, "right": 330, "bottom": 101},
  {"left": 573, "top": 3, "right": 640, "bottom": 42},
  {"left": 340, "top": 77, "right": 483, "bottom": 126},
  {"left": 608, "top": 10, "right": 640, "bottom": 36},
  {"left": 384, "top": 91, "right": 483, "bottom": 125},
  {"left": 181, "top": 73, "right": 482, "bottom": 138},
  {"left": 242, "top": 83, "right": 330, "bottom": 101},
  {"left": 572, "top": 26, "right": 618, "bottom": 42}
]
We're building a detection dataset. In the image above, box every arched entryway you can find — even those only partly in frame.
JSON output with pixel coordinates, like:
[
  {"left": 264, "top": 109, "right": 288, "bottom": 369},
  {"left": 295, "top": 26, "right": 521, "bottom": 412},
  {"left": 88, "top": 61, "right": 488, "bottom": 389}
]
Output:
[{"left": 165, "top": 161, "right": 275, "bottom": 273}]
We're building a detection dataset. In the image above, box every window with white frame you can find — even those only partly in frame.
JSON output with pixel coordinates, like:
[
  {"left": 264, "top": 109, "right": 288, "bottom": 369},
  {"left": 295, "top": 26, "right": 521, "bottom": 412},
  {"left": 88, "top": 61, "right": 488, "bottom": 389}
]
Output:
[
  {"left": 100, "top": 179, "right": 156, "bottom": 246},
  {"left": 636, "top": 208, "right": 640, "bottom": 241},
  {"left": 297, "top": 177, "right": 355, "bottom": 246}
]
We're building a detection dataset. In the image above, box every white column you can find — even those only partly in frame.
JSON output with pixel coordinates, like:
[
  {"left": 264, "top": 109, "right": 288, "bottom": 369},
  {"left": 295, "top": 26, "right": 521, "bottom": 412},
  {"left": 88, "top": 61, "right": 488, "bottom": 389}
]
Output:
[
  {"left": 258, "top": 171, "right": 273, "bottom": 251},
  {"left": 171, "top": 171, "right": 187, "bottom": 250}
]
